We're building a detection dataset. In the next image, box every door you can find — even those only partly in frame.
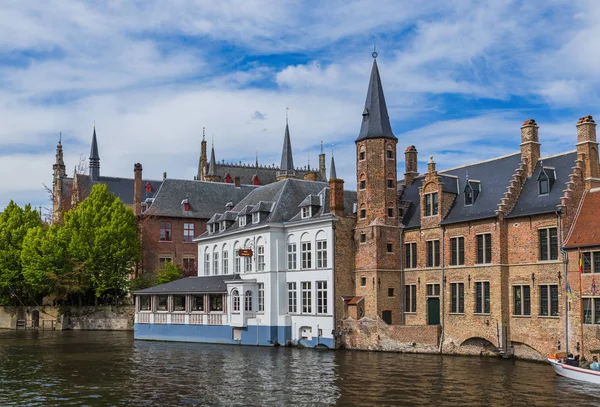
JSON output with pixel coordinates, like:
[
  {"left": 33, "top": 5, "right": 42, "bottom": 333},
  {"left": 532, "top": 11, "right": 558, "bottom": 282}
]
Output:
[
  {"left": 427, "top": 298, "right": 440, "bottom": 325},
  {"left": 382, "top": 310, "right": 392, "bottom": 325}
]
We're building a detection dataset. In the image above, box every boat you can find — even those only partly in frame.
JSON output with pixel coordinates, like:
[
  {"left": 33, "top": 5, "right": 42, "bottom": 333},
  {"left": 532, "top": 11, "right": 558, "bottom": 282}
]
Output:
[{"left": 548, "top": 356, "right": 600, "bottom": 384}]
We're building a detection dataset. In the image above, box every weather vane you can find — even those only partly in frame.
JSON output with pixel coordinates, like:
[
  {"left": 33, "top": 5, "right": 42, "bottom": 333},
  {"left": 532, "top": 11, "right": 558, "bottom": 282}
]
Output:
[{"left": 372, "top": 42, "right": 378, "bottom": 59}]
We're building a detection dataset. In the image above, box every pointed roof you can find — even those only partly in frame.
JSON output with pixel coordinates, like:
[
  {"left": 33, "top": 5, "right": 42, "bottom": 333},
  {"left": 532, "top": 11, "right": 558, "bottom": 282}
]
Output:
[
  {"left": 90, "top": 126, "right": 100, "bottom": 160},
  {"left": 329, "top": 156, "right": 337, "bottom": 180},
  {"left": 279, "top": 122, "right": 294, "bottom": 172},
  {"left": 207, "top": 144, "right": 217, "bottom": 176},
  {"left": 89, "top": 126, "right": 100, "bottom": 181},
  {"left": 356, "top": 58, "right": 397, "bottom": 143}
]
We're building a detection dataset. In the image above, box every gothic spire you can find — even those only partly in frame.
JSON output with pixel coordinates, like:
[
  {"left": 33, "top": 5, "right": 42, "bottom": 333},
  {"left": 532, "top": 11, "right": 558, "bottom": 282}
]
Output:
[
  {"left": 329, "top": 155, "right": 337, "bottom": 180},
  {"left": 53, "top": 132, "right": 66, "bottom": 180},
  {"left": 89, "top": 125, "right": 100, "bottom": 181},
  {"left": 207, "top": 142, "right": 217, "bottom": 176},
  {"left": 279, "top": 122, "right": 295, "bottom": 173},
  {"left": 356, "top": 56, "right": 397, "bottom": 143}
]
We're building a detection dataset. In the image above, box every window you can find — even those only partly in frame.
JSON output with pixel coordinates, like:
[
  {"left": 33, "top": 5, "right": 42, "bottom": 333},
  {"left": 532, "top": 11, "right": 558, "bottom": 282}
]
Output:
[
  {"left": 513, "top": 285, "right": 531, "bottom": 316},
  {"left": 245, "top": 290, "right": 253, "bottom": 311},
  {"left": 234, "top": 248, "right": 241, "bottom": 273},
  {"left": 465, "top": 188, "right": 473, "bottom": 205},
  {"left": 426, "top": 284, "right": 440, "bottom": 296},
  {"left": 301, "top": 207, "right": 311, "bottom": 219},
  {"left": 386, "top": 147, "right": 393, "bottom": 159},
  {"left": 209, "top": 294, "right": 223, "bottom": 312},
  {"left": 239, "top": 217, "right": 246, "bottom": 227},
  {"left": 191, "top": 295, "right": 204, "bottom": 312},
  {"left": 476, "top": 234, "right": 492, "bottom": 264},
  {"left": 387, "top": 242, "right": 393, "bottom": 253},
  {"left": 360, "top": 209, "right": 366, "bottom": 219},
  {"left": 213, "top": 251, "right": 219, "bottom": 275},
  {"left": 220, "top": 221, "right": 226, "bottom": 232},
  {"left": 182, "top": 257, "right": 196, "bottom": 275},
  {"left": 540, "top": 285, "right": 559, "bottom": 317},
  {"left": 139, "top": 296, "right": 151, "bottom": 311},
  {"left": 424, "top": 193, "right": 438, "bottom": 216},
  {"left": 222, "top": 251, "right": 229, "bottom": 274},
  {"left": 287, "top": 243, "right": 297, "bottom": 270},
  {"left": 173, "top": 295, "right": 186, "bottom": 312},
  {"left": 475, "top": 282, "right": 491, "bottom": 314},
  {"left": 183, "top": 223, "right": 195, "bottom": 242},
  {"left": 288, "top": 282, "right": 297, "bottom": 313},
  {"left": 244, "top": 256, "right": 252, "bottom": 273},
  {"left": 160, "top": 222, "right": 172, "bottom": 241},
  {"left": 426, "top": 240, "right": 440, "bottom": 268},
  {"left": 582, "top": 298, "right": 600, "bottom": 324},
  {"left": 450, "top": 237, "right": 465, "bottom": 266},
  {"left": 159, "top": 257, "right": 172, "bottom": 268},
  {"left": 257, "top": 246, "right": 265, "bottom": 271},
  {"left": 302, "top": 282, "right": 312, "bottom": 313},
  {"left": 360, "top": 233, "right": 366, "bottom": 243},
  {"left": 539, "top": 172, "right": 549, "bottom": 195},
  {"left": 450, "top": 283, "right": 464, "bottom": 313},
  {"left": 204, "top": 252, "right": 210, "bottom": 275},
  {"left": 301, "top": 242, "right": 312, "bottom": 269},
  {"left": 539, "top": 228, "right": 558, "bottom": 261},
  {"left": 258, "top": 283, "right": 264, "bottom": 312},
  {"left": 387, "top": 179, "right": 394, "bottom": 188},
  {"left": 582, "top": 251, "right": 600, "bottom": 273},
  {"left": 232, "top": 290, "right": 240, "bottom": 312},
  {"left": 388, "top": 287, "right": 395, "bottom": 297},
  {"left": 317, "top": 240, "right": 327, "bottom": 268},
  {"left": 387, "top": 207, "right": 394, "bottom": 218},
  {"left": 404, "top": 243, "right": 417, "bottom": 269},
  {"left": 157, "top": 295, "right": 168, "bottom": 311},
  {"left": 360, "top": 180, "right": 366, "bottom": 190},
  {"left": 405, "top": 285, "right": 417, "bottom": 313},
  {"left": 317, "top": 281, "right": 327, "bottom": 314},
  {"left": 359, "top": 148, "right": 365, "bottom": 160},
  {"left": 360, "top": 276, "right": 366, "bottom": 286},
  {"left": 252, "top": 212, "right": 260, "bottom": 224}
]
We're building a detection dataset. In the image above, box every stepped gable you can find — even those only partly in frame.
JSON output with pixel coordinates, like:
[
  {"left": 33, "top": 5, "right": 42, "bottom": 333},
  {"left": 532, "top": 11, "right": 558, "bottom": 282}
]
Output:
[
  {"left": 506, "top": 151, "right": 577, "bottom": 218},
  {"left": 564, "top": 189, "right": 600, "bottom": 248},
  {"left": 146, "top": 179, "right": 256, "bottom": 218}
]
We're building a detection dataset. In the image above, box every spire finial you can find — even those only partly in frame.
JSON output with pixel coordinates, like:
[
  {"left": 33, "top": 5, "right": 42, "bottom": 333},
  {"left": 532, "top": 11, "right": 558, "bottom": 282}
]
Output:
[
  {"left": 59, "top": 132, "right": 62, "bottom": 144},
  {"left": 372, "top": 42, "right": 378, "bottom": 59},
  {"left": 320, "top": 140, "right": 323, "bottom": 153},
  {"left": 256, "top": 148, "right": 259, "bottom": 168},
  {"left": 286, "top": 106, "right": 289, "bottom": 123},
  {"left": 203, "top": 127, "right": 206, "bottom": 141}
]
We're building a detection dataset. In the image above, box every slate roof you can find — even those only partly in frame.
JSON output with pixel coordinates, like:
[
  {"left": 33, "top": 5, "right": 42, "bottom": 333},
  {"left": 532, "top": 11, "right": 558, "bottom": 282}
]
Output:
[
  {"left": 356, "top": 58, "right": 397, "bottom": 143},
  {"left": 506, "top": 151, "right": 576, "bottom": 218},
  {"left": 564, "top": 189, "right": 600, "bottom": 248},
  {"left": 203, "top": 162, "right": 311, "bottom": 185},
  {"left": 299, "top": 194, "right": 321, "bottom": 207},
  {"left": 134, "top": 275, "right": 241, "bottom": 295},
  {"left": 68, "top": 174, "right": 162, "bottom": 206},
  {"left": 144, "top": 179, "right": 256, "bottom": 219}
]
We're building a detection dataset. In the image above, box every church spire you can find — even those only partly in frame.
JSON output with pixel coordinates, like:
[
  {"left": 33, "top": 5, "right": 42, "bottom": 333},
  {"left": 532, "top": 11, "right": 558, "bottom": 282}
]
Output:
[
  {"left": 329, "top": 155, "right": 337, "bottom": 180},
  {"left": 356, "top": 55, "right": 396, "bottom": 143},
  {"left": 207, "top": 141, "right": 217, "bottom": 177},
  {"left": 276, "top": 120, "right": 296, "bottom": 180},
  {"left": 53, "top": 132, "right": 66, "bottom": 180},
  {"left": 89, "top": 124, "right": 100, "bottom": 181}
]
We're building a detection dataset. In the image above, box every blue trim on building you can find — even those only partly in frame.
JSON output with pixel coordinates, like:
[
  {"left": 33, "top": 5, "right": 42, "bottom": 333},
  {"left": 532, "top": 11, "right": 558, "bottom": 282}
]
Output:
[{"left": 134, "top": 324, "right": 332, "bottom": 349}]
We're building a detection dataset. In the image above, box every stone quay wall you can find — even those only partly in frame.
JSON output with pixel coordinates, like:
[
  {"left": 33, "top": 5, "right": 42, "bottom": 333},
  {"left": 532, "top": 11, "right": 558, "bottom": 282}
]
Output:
[{"left": 0, "top": 306, "right": 135, "bottom": 331}]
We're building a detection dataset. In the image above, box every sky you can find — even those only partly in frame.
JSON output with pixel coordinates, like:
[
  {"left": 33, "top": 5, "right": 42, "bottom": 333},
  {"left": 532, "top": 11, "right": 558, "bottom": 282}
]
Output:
[{"left": 1, "top": 1, "right": 600, "bottom": 216}]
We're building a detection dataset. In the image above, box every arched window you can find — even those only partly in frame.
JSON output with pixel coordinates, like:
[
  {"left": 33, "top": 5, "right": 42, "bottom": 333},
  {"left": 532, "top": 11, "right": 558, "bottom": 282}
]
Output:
[
  {"left": 245, "top": 290, "right": 253, "bottom": 311},
  {"left": 232, "top": 289, "right": 240, "bottom": 312},
  {"left": 359, "top": 145, "right": 366, "bottom": 161},
  {"left": 204, "top": 247, "right": 210, "bottom": 276},
  {"left": 233, "top": 242, "right": 241, "bottom": 274},
  {"left": 386, "top": 144, "right": 394, "bottom": 160},
  {"left": 387, "top": 203, "right": 394, "bottom": 218},
  {"left": 359, "top": 204, "right": 366, "bottom": 219},
  {"left": 213, "top": 245, "right": 219, "bottom": 275},
  {"left": 287, "top": 235, "right": 297, "bottom": 270},
  {"left": 222, "top": 244, "right": 229, "bottom": 275},
  {"left": 301, "top": 233, "right": 312, "bottom": 269},
  {"left": 359, "top": 173, "right": 366, "bottom": 190},
  {"left": 316, "top": 230, "right": 327, "bottom": 269},
  {"left": 256, "top": 237, "right": 265, "bottom": 271},
  {"left": 244, "top": 239, "right": 252, "bottom": 273}
]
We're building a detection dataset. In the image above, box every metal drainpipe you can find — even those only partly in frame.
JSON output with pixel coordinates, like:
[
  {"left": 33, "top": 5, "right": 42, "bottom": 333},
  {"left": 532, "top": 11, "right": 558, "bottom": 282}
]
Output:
[
  {"left": 399, "top": 226, "right": 405, "bottom": 325},
  {"left": 557, "top": 210, "right": 569, "bottom": 355},
  {"left": 439, "top": 226, "right": 445, "bottom": 353},
  {"left": 332, "top": 222, "right": 337, "bottom": 347},
  {"left": 276, "top": 238, "right": 280, "bottom": 345}
]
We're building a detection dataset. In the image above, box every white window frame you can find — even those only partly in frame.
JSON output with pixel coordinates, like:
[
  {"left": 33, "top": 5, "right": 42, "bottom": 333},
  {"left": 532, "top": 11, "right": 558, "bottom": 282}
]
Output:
[
  {"left": 258, "top": 283, "right": 264, "bottom": 312},
  {"left": 302, "top": 281, "right": 312, "bottom": 314},
  {"left": 232, "top": 290, "right": 240, "bottom": 312},
  {"left": 239, "top": 217, "right": 246, "bottom": 227},
  {"left": 213, "top": 251, "right": 219, "bottom": 275},
  {"left": 257, "top": 246, "right": 265, "bottom": 271},
  {"left": 301, "top": 206, "right": 311, "bottom": 219},
  {"left": 288, "top": 282, "right": 297, "bottom": 313},
  {"left": 204, "top": 251, "right": 210, "bottom": 276},
  {"left": 317, "top": 281, "right": 327, "bottom": 314},
  {"left": 316, "top": 240, "right": 327, "bottom": 269},
  {"left": 234, "top": 247, "right": 241, "bottom": 274},
  {"left": 245, "top": 290, "right": 253, "bottom": 311},
  {"left": 244, "top": 256, "right": 252, "bottom": 273},
  {"left": 252, "top": 212, "right": 260, "bottom": 224},
  {"left": 222, "top": 250, "right": 229, "bottom": 275},
  {"left": 301, "top": 242, "right": 312, "bottom": 269},
  {"left": 287, "top": 243, "right": 297, "bottom": 270}
]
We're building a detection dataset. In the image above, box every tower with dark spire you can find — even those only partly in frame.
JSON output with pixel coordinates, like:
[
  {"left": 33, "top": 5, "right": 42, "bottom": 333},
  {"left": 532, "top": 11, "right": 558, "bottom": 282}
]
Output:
[
  {"left": 89, "top": 125, "right": 100, "bottom": 182},
  {"left": 53, "top": 133, "right": 66, "bottom": 181},
  {"left": 198, "top": 127, "right": 207, "bottom": 181},
  {"left": 276, "top": 120, "right": 296, "bottom": 181},
  {"left": 354, "top": 52, "right": 401, "bottom": 322},
  {"left": 52, "top": 133, "right": 67, "bottom": 224},
  {"left": 319, "top": 141, "right": 327, "bottom": 181},
  {"left": 205, "top": 141, "right": 220, "bottom": 182}
]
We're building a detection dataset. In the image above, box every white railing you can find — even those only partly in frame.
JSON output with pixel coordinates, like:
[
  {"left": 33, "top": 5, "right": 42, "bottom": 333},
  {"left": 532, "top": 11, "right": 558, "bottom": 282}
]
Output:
[{"left": 136, "top": 312, "right": 227, "bottom": 326}]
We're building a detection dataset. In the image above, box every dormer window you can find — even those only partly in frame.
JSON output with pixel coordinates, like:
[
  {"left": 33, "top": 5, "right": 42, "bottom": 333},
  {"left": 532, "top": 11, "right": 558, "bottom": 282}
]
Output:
[
  {"left": 464, "top": 180, "right": 480, "bottom": 206},
  {"left": 537, "top": 167, "right": 555, "bottom": 195},
  {"left": 252, "top": 212, "right": 260, "bottom": 224},
  {"left": 239, "top": 217, "right": 246, "bottom": 227},
  {"left": 220, "top": 221, "right": 226, "bottom": 231},
  {"left": 302, "top": 207, "right": 311, "bottom": 219},
  {"left": 181, "top": 198, "right": 190, "bottom": 212}
]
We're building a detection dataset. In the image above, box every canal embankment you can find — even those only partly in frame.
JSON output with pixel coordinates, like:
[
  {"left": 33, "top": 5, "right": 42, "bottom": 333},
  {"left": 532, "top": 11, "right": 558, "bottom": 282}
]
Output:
[{"left": 0, "top": 306, "right": 134, "bottom": 330}]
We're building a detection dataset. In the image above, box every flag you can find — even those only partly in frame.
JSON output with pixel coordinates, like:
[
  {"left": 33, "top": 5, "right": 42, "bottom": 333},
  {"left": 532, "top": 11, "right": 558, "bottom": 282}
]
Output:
[
  {"left": 566, "top": 281, "right": 573, "bottom": 300},
  {"left": 592, "top": 276, "right": 596, "bottom": 296}
]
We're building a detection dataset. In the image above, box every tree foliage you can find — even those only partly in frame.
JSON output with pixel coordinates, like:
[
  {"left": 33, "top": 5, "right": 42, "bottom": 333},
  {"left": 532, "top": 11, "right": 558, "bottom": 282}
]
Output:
[{"left": 157, "top": 262, "right": 183, "bottom": 286}]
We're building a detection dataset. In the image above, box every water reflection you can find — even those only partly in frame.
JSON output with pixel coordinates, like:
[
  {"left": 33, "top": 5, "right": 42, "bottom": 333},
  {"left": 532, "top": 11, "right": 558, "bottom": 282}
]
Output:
[{"left": 1, "top": 330, "right": 599, "bottom": 406}]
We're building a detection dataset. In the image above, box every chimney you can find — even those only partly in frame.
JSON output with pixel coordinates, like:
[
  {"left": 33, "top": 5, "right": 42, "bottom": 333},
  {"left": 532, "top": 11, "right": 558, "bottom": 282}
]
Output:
[
  {"left": 133, "top": 163, "right": 143, "bottom": 216},
  {"left": 163, "top": 172, "right": 167, "bottom": 181},
  {"left": 304, "top": 172, "right": 318, "bottom": 181},
  {"left": 576, "top": 115, "right": 600, "bottom": 189},
  {"left": 234, "top": 176, "right": 241, "bottom": 188},
  {"left": 225, "top": 202, "right": 234, "bottom": 211},
  {"left": 404, "top": 145, "right": 418, "bottom": 185},
  {"left": 520, "top": 119, "right": 540, "bottom": 177},
  {"left": 329, "top": 172, "right": 345, "bottom": 217},
  {"left": 427, "top": 155, "right": 436, "bottom": 174}
]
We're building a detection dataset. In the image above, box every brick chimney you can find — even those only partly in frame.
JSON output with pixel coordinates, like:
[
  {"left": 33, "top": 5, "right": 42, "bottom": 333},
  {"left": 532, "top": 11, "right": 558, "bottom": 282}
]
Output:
[
  {"left": 520, "top": 119, "right": 540, "bottom": 177},
  {"left": 234, "top": 176, "right": 241, "bottom": 188},
  {"left": 133, "top": 163, "right": 143, "bottom": 216},
  {"left": 404, "top": 145, "right": 418, "bottom": 185},
  {"left": 576, "top": 115, "right": 600, "bottom": 189},
  {"left": 427, "top": 155, "right": 436, "bottom": 174},
  {"left": 329, "top": 178, "right": 345, "bottom": 217}
]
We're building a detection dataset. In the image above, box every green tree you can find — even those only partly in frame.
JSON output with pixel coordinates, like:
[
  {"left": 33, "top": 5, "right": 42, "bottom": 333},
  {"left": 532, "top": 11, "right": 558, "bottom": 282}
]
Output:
[
  {"left": 157, "top": 262, "right": 183, "bottom": 285},
  {"left": 64, "top": 184, "right": 140, "bottom": 305},
  {"left": 0, "top": 201, "right": 42, "bottom": 304}
]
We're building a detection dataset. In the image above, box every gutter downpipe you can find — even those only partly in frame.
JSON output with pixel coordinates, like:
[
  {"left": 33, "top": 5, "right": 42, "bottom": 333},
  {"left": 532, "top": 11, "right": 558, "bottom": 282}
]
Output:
[
  {"left": 276, "top": 237, "right": 280, "bottom": 346},
  {"left": 400, "top": 226, "right": 405, "bottom": 325},
  {"left": 332, "top": 220, "right": 337, "bottom": 347},
  {"left": 557, "top": 211, "right": 569, "bottom": 355},
  {"left": 439, "top": 226, "right": 445, "bottom": 353}
]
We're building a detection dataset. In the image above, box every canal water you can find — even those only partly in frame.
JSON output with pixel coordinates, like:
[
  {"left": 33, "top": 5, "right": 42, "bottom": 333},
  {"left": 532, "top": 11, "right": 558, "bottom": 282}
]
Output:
[{"left": 0, "top": 330, "right": 598, "bottom": 406}]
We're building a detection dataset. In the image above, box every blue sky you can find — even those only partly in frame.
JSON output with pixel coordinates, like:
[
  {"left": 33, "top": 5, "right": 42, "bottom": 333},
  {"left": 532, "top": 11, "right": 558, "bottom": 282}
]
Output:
[{"left": 1, "top": 1, "right": 599, "bottom": 217}]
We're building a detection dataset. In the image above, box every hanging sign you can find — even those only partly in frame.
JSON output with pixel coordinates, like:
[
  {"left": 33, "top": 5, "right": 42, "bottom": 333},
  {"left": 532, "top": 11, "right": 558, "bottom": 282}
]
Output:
[{"left": 238, "top": 249, "right": 253, "bottom": 257}]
